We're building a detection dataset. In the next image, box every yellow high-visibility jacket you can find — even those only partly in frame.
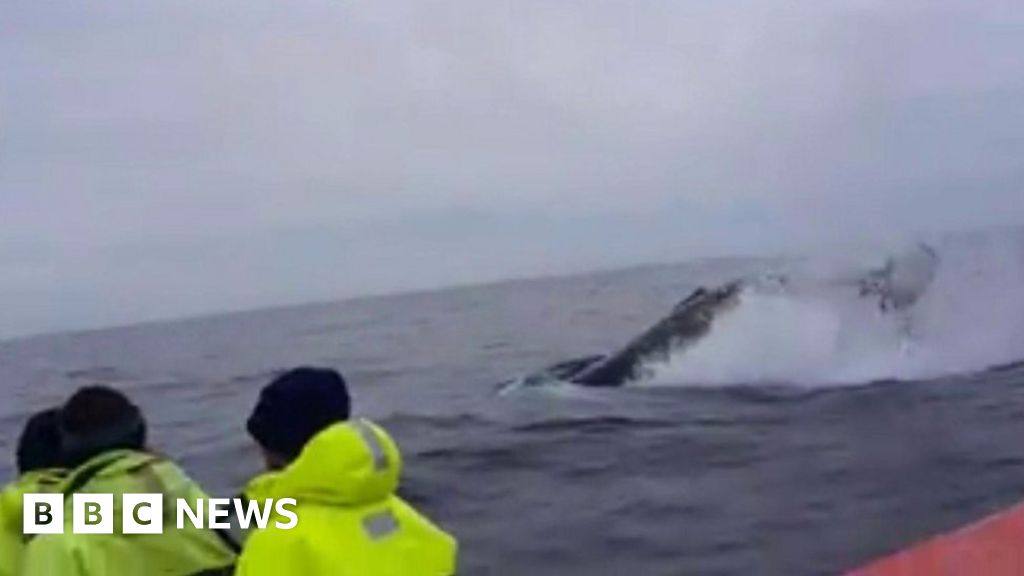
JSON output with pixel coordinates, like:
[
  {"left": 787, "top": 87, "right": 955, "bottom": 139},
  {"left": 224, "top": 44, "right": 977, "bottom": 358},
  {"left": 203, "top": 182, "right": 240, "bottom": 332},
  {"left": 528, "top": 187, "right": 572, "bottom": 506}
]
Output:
[
  {"left": 0, "top": 469, "right": 65, "bottom": 576},
  {"left": 236, "top": 420, "right": 457, "bottom": 576},
  {"left": 21, "top": 450, "right": 237, "bottom": 576}
]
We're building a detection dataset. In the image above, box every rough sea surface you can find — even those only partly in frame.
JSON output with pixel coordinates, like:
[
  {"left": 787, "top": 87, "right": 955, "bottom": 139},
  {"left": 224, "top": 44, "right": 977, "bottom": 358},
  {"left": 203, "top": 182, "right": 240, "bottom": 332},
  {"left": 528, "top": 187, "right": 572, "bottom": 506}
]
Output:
[{"left": 3, "top": 249, "right": 1024, "bottom": 575}]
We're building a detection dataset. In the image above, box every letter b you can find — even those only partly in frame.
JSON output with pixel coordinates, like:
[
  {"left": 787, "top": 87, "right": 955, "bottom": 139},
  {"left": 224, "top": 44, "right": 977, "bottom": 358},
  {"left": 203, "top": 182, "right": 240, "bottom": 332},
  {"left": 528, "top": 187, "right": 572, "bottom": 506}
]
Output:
[
  {"left": 37, "top": 502, "right": 52, "bottom": 525},
  {"left": 23, "top": 494, "right": 64, "bottom": 535},
  {"left": 85, "top": 502, "right": 102, "bottom": 525},
  {"left": 73, "top": 494, "right": 113, "bottom": 534}
]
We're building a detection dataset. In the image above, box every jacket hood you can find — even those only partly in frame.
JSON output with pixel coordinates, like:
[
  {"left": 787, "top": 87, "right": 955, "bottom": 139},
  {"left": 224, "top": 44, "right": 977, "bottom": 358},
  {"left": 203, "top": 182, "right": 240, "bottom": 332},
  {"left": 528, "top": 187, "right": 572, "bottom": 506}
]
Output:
[
  {"left": 61, "top": 451, "right": 176, "bottom": 526},
  {"left": 252, "top": 421, "right": 402, "bottom": 507},
  {"left": 60, "top": 450, "right": 158, "bottom": 492}
]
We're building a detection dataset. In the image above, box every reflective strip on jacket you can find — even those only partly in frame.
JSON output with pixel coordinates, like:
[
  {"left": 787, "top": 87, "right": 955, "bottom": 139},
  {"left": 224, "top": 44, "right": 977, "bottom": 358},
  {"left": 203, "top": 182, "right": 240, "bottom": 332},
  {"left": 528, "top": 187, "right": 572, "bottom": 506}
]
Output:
[
  {"left": 21, "top": 450, "right": 237, "bottom": 576},
  {"left": 0, "top": 469, "right": 65, "bottom": 576},
  {"left": 235, "top": 420, "right": 457, "bottom": 576}
]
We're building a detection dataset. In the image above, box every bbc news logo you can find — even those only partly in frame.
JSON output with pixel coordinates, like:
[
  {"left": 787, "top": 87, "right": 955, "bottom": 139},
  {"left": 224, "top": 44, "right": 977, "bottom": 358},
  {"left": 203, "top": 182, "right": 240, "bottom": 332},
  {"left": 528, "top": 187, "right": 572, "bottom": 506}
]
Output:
[{"left": 24, "top": 495, "right": 298, "bottom": 535}]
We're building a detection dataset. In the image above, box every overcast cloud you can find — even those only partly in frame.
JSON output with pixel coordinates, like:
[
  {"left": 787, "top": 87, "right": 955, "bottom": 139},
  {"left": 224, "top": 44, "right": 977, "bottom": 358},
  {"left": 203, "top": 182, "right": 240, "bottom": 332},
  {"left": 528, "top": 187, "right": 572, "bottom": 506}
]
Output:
[{"left": 3, "top": 0, "right": 1024, "bottom": 337}]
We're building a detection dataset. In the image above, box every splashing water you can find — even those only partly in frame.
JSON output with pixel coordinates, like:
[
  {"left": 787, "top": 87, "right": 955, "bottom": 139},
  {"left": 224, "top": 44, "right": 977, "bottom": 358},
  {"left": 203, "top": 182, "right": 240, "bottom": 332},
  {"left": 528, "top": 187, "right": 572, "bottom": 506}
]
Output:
[{"left": 646, "top": 229, "right": 1024, "bottom": 386}]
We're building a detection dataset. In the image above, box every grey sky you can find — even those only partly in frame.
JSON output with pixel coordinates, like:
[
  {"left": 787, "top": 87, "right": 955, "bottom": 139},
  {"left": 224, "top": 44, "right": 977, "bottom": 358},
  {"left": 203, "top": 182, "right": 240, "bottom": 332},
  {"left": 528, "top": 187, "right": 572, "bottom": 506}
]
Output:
[{"left": 3, "top": 0, "right": 1024, "bottom": 338}]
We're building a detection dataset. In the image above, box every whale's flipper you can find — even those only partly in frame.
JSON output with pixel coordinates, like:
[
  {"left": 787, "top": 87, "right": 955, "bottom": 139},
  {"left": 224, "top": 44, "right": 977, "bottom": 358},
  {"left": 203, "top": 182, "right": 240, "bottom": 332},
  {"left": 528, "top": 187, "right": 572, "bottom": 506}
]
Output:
[
  {"left": 570, "top": 281, "right": 744, "bottom": 387},
  {"left": 858, "top": 242, "right": 939, "bottom": 312}
]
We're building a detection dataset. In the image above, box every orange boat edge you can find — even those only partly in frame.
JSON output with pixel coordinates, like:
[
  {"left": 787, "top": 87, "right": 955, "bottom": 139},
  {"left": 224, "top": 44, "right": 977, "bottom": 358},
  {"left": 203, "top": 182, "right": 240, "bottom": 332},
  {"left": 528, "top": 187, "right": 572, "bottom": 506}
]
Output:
[{"left": 846, "top": 501, "right": 1024, "bottom": 575}]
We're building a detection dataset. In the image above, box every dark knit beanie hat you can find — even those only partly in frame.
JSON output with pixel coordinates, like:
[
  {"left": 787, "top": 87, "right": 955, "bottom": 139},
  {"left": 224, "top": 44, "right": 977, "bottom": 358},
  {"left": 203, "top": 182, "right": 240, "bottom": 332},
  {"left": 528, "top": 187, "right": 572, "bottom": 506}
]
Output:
[
  {"left": 60, "top": 386, "right": 147, "bottom": 468},
  {"left": 247, "top": 367, "right": 351, "bottom": 459}
]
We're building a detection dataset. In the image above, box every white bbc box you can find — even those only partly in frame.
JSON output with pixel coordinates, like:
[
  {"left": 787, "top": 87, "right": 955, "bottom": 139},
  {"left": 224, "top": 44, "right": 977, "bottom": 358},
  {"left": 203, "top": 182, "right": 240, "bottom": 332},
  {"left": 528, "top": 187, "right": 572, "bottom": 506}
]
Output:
[{"left": 23, "top": 494, "right": 64, "bottom": 535}]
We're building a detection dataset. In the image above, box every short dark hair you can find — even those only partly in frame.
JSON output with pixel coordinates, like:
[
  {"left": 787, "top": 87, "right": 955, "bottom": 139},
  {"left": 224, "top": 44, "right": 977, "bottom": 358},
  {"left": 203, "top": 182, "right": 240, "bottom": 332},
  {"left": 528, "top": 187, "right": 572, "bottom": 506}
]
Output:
[
  {"left": 61, "top": 386, "right": 146, "bottom": 467},
  {"left": 17, "top": 408, "right": 64, "bottom": 474}
]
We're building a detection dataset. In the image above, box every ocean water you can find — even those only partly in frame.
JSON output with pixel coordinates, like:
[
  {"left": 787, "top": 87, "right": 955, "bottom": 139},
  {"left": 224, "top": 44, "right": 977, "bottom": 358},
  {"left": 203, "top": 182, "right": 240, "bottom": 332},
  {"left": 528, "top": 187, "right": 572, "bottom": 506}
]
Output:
[{"left": 3, "top": 230, "right": 1024, "bottom": 575}]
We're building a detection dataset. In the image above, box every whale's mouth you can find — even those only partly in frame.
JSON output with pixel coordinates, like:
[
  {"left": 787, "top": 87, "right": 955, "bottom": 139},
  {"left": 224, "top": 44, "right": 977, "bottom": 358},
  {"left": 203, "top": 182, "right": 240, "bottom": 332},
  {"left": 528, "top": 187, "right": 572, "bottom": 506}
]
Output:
[
  {"left": 509, "top": 234, "right": 1024, "bottom": 390},
  {"left": 638, "top": 287, "right": 913, "bottom": 387},
  {"left": 557, "top": 243, "right": 937, "bottom": 388}
]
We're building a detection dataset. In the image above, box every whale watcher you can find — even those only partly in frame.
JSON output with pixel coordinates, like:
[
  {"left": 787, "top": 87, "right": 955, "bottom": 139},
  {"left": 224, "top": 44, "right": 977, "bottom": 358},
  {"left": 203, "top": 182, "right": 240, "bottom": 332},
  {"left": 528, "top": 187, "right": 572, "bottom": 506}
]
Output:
[
  {"left": 0, "top": 408, "right": 67, "bottom": 576},
  {"left": 21, "top": 386, "right": 238, "bottom": 576},
  {"left": 236, "top": 367, "right": 458, "bottom": 576}
]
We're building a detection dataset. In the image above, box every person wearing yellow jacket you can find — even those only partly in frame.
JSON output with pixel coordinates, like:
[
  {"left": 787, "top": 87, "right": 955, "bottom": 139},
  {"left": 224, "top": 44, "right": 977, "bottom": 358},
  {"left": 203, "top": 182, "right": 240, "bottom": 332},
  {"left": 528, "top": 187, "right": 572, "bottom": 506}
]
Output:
[
  {"left": 236, "top": 367, "right": 457, "bottom": 576},
  {"left": 0, "top": 408, "right": 66, "bottom": 576},
  {"left": 21, "top": 386, "right": 238, "bottom": 576}
]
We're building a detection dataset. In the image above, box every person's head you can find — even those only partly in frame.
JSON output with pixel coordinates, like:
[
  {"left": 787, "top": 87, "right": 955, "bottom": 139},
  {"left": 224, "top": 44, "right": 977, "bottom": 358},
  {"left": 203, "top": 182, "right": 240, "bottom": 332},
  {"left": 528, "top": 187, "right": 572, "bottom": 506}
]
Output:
[
  {"left": 16, "top": 408, "right": 64, "bottom": 474},
  {"left": 247, "top": 367, "right": 351, "bottom": 470},
  {"left": 60, "top": 386, "right": 147, "bottom": 467}
]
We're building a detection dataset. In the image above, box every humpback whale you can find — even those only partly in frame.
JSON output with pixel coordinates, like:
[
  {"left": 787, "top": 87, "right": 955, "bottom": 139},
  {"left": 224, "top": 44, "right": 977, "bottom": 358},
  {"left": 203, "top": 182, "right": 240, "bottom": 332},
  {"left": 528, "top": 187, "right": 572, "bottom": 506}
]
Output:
[{"left": 510, "top": 244, "right": 940, "bottom": 389}]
